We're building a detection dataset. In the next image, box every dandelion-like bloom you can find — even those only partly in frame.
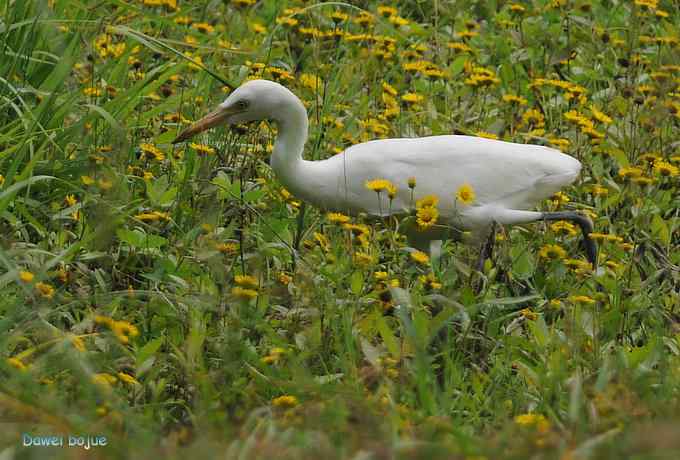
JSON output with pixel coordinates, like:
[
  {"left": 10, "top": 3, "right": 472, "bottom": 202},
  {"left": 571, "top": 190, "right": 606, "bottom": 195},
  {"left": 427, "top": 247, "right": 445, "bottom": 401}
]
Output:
[
  {"left": 539, "top": 244, "right": 567, "bottom": 260},
  {"left": 140, "top": 143, "right": 165, "bottom": 161},
  {"left": 327, "top": 212, "right": 351, "bottom": 224},
  {"left": 117, "top": 372, "right": 140, "bottom": 385},
  {"left": 401, "top": 93, "right": 424, "bottom": 105},
  {"left": 419, "top": 272, "right": 442, "bottom": 290},
  {"left": 189, "top": 143, "right": 215, "bottom": 155},
  {"left": 514, "top": 413, "right": 550, "bottom": 433},
  {"left": 92, "top": 373, "right": 117, "bottom": 387},
  {"left": 232, "top": 286, "right": 258, "bottom": 299},
  {"left": 550, "top": 221, "right": 578, "bottom": 237},
  {"left": 416, "top": 194, "right": 439, "bottom": 208},
  {"left": 520, "top": 308, "right": 537, "bottom": 320},
  {"left": 416, "top": 206, "right": 439, "bottom": 230},
  {"left": 365, "top": 178, "right": 393, "bottom": 193},
  {"left": 135, "top": 211, "right": 170, "bottom": 222},
  {"left": 354, "top": 252, "right": 375, "bottom": 267},
  {"left": 564, "top": 259, "right": 592, "bottom": 272},
  {"left": 382, "top": 82, "right": 398, "bottom": 96},
  {"left": 216, "top": 242, "right": 238, "bottom": 254},
  {"left": 455, "top": 183, "right": 476, "bottom": 205},
  {"left": 567, "top": 295, "right": 596, "bottom": 305},
  {"left": 235, "top": 275, "right": 258, "bottom": 288},
  {"left": 35, "top": 282, "right": 55, "bottom": 298},
  {"left": 502, "top": 94, "right": 528, "bottom": 105},
  {"left": 272, "top": 395, "right": 299, "bottom": 408},
  {"left": 653, "top": 161, "right": 679, "bottom": 177},
  {"left": 19, "top": 271, "right": 34, "bottom": 283},
  {"left": 590, "top": 105, "right": 613, "bottom": 124},
  {"left": 410, "top": 250, "right": 430, "bottom": 265},
  {"left": 7, "top": 357, "right": 27, "bottom": 371},
  {"left": 618, "top": 166, "right": 644, "bottom": 179},
  {"left": 112, "top": 320, "right": 139, "bottom": 344}
]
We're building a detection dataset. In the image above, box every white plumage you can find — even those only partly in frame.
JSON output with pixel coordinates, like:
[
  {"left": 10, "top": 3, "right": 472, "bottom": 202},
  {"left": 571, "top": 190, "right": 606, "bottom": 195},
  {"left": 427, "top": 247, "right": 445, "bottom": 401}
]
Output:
[{"left": 174, "top": 79, "right": 596, "bottom": 263}]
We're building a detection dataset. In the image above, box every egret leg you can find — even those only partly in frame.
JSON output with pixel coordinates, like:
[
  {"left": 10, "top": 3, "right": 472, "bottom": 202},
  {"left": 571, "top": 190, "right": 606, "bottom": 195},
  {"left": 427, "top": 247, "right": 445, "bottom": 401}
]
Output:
[
  {"left": 475, "top": 222, "right": 496, "bottom": 273},
  {"left": 541, "top": 211, "right": 598, "bottom": 265},
  {"left": 470, "top": 207, "right": 597, "bottom": 266}
]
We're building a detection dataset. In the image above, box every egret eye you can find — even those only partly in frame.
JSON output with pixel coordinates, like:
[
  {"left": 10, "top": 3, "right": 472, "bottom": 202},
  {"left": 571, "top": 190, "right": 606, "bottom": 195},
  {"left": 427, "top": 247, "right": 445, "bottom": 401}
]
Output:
[{"left": 236, "top": 100, "right": 249, "bottom": 110}]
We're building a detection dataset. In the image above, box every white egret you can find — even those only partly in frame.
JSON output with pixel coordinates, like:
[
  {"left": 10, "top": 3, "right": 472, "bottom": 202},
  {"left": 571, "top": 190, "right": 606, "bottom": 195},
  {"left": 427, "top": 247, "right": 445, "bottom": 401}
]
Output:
[{"left": 173, "top": 79, "right": 597, "bottom": 265}]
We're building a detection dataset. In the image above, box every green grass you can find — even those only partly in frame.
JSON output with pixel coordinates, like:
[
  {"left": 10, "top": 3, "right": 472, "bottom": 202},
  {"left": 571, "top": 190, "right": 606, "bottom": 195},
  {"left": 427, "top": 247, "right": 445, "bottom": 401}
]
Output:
[{"left": 1, "top": 0, "right": 679, "bottom": 458}]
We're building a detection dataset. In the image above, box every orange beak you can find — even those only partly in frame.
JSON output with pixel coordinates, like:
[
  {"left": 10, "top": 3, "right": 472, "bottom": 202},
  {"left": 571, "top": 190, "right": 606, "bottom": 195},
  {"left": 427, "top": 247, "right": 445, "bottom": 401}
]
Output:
[{"left": 172, "top": 106, "right": 233, "bottom": 144}]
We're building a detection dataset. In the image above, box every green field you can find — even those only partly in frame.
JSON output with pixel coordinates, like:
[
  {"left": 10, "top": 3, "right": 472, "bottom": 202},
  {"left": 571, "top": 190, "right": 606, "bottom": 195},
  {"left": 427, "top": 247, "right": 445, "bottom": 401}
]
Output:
[{"left": 1, "top": 0, "right": 679, "bottom": 458}]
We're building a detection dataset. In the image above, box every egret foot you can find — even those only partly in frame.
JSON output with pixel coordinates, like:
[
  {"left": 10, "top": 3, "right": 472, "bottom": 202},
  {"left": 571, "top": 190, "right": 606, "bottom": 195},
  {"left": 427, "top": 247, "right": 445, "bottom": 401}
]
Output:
[{"left": 541, "top": 211, "right": 598, "bottom": 265}]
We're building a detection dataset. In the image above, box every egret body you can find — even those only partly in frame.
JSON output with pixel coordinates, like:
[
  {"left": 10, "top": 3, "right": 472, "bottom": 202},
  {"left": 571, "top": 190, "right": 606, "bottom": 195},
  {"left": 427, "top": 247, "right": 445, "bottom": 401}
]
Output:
[{"left": 174, "top": 79, "right": 597, "bottom": 265}]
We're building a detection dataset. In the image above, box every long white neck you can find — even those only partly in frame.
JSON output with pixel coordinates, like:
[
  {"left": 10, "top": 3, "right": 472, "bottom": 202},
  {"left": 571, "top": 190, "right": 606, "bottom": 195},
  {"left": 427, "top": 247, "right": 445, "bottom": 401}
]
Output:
[{"left": 270, "top": 91, "right": 324, "bottom": 205}]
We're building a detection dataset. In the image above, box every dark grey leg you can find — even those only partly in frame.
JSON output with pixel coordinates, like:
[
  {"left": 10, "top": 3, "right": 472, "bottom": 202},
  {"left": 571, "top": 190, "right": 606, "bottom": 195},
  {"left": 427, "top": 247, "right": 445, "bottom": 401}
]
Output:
[
  {"left": 541, "top": 211, "right": 598, "bottom": 265},
  {"left": 476, "top": 222, "right": 496, "bottom": 273}
]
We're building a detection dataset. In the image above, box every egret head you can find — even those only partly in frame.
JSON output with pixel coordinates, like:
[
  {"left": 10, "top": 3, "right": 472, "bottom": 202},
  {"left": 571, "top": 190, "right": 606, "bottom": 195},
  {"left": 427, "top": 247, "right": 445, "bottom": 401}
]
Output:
[{"left": 172, "top": 79, "right": 294, "bottom": 143}]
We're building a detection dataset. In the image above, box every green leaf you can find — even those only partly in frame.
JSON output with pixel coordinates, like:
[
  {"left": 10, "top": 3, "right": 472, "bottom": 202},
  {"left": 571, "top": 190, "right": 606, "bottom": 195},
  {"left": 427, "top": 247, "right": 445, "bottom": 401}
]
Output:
[
  {"left": 117, "top": 228, "right": 167, "bottom": 249},
  {"left": 350, "top": 270, "right": 363, "bottom": 295},
  {"left": 376, "top": 316, "right": 400, "bottom": 359}
]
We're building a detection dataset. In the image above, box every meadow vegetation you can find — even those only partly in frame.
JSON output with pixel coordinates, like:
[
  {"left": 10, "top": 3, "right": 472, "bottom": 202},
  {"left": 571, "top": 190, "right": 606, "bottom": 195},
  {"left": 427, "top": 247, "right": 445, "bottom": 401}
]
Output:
[{"left": 0, "top": 0, "right": 679, "bottom": 458}]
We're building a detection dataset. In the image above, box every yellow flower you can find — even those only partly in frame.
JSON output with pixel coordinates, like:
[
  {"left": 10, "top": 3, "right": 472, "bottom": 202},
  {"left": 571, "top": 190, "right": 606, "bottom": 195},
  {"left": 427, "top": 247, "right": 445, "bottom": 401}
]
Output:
[
  {"left": 567, "top": 295, "right": 596, "bottom": 305},
  {"left": 300, "top": 73, "right": 322, "bottom": 92},
  {"left": 539, "top": 244, "right": 567, "bottom": 260},
  {"left": 272, "top": 395, "right": 298, "bottom": 408},
  {"left": 94, "top": 315, "right": 114, "bottom": 327},
  {"left": 590, "top": 105, "right": 613, "bottom": 124},
  {"left": 514, "top": 413, "right": 550, "bottom": 433},
  {"left": 235, "top": 275, "right": 258, "bottom": 289},
  {"left": 112, "top": 320, "right": 139, "bottom": 344},
  {"left": 35, "top": 282, "right": 55, "bottom": 298},
  {"left": 191, "top": 22, "right": 214, "bottom": 34},
  {"left": 140, "top": 143, "right": 165, "bottom": 161},
  {"left": 327, "top": 212, "right": 351, "bottom": 224},
  {"left": 216, "top": 242, "right": 238, "bottom": 254},
  {"left": 502, "top": 94, "right": 528, "bottom": 105},
  {"left": 117, "top": 372, "right": 140, "bottom": 385},
  {"left": 419, "top": 272, "right": 442, "bottom": 290},
  {"left": 374, "top": 271, "right": 389, "bottom": 281},
  {"left": 416, "top": 206, "right": 439, "bottom": 230},
  {"left": 189, "top": 143, "right": 215, "bottom": 155},
  {"left": 7, "top": 357, "right": 27, "bottom": 371},
  {"left": 83, "top": 87, "right": 102, "bottom": 97},
  {"left": 653, "top": 161, "right": 679, "bottom": 177},
  {"left": 81, "top": 175, "right": 95, "bottom": 185},
  {"left": 135, "top": 211, "right": 170, "bottom": 222},
  {"left": 410, "top": 250, "right": 430, "bottom": 265},
  {"left": 382, "top": 82, "right": 398, "bottom": 96},
  {"left": 416, "top": 195, "right": 439, "bottom": 209},
  {"left": 70, "top": 335, "right": 86, "bottom": 352},
  {"left": 19, "top": 271, "right": 34, "bottom": 283},
  {"left": 354, "top": 252, "right": 375, "bottom": 267},
  {"left": 231, "top": 286, "right": 258, "bottom": 299},
  {"left": 447, "top": 42, "right": 473, "bottom": 53},
  {"left": 365, "top": 178, "right": 394, "bottom": 193},
  {"left": 407, "top": 177, "right": 417, "bottom": 189},
  {"left": 550, "top": 221, "right": 578, "bottom": 237},
  {"left": 401, "top": 93, "right": 424, "bottom": 105},
  {"left": 278, "top": 272, "right": 292, "bottom": 284},
  {"left": 455, "top": 183, "right": 476, "bottom": 205},
  {"left": 564, "top": 259, "right": 592, "bottom": 272},
  {"left": 92, "top": 373, "right": 117, "bottom": 387},
  {"left": 520, "top": 308, "right": 537, "bottom": 320},
  {"left": 377, "top": 6, "right": 397, "bottom": 17}
]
